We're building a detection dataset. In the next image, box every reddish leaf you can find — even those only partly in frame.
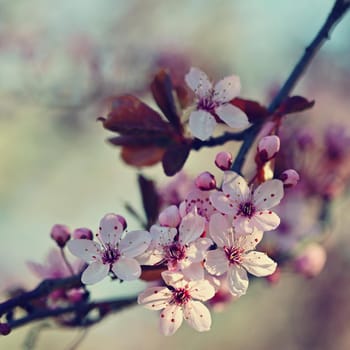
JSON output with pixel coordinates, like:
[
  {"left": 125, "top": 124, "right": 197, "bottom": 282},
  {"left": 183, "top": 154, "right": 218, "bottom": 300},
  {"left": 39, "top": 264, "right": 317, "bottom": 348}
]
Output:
[
  {"left": 108, "top": 135, "right": 170, "bottom": 147},
  {"left": 138, "top": 174, "right": 160, "bottom": 227},
  {"left": 121, "top": 146, "right": 165, "bottom": 167},
  {"left": 150, "top": 69, "right": 183, "bottom": 133},
  {"left": 231, "top": 97, "right": 269, "bottom": 124},
  {"left": 100, "top": 94, "right": 173, "bottom": 135},
  {"left": 162, "top": 142, "right": 191, "bottom": 176},
  {"left": 276, "top": 96, "right": 315, "bottom": 116}
]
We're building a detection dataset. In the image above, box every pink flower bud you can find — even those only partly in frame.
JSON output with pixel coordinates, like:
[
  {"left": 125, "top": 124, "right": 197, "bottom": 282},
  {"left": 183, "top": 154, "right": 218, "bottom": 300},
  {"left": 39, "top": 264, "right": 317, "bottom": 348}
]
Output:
[
  {"left": 159, "top": 205, "right": 181, "bottom": 227},
  {"left": 215, "top": 151, "right": 233, "bottom": 170},
  {"left": 73, "top": 227, "right": 93, "bottom": 240},
  {"left": 294, "top": 243, "right": 327, "bottom": 278},
  {"left": 280, "top": 169, "right": 300, "bottom": 187},
  {"left": 195, "top": 172, "right": 216, "bottom": 191},
  {"left": 50, "top": 224, "right": 71, "bottom": 248},
  {"left": 257, "top": 135, "right": 280, "bottom": 163},
  {"left": 0, "top": 323, "right": 11, "bottom": 336}
]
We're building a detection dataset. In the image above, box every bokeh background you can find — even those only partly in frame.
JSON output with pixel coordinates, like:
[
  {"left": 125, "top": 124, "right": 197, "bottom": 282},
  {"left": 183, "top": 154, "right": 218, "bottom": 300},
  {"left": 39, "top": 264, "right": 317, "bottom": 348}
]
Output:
[{"left": 1, "top": 0, "right": 350, "bottom": 349}]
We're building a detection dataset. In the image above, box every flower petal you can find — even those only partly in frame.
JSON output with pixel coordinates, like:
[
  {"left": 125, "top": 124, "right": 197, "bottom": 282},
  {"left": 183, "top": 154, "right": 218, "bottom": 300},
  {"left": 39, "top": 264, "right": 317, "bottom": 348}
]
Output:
[
  {"left": 119, "top": 230, "right": 151, "bottom": 258},
  {"left": 181, "top": 262, "right": 205, "bottom": 280},
  {"left": 210, "top": 190, "right": 237, "bottom": 215},
  {"left": 161, "top": 271, "right": 186, "bottom": 287},
  {"left": 98, "top": 213, "right": 124, "bottom": 246},
  {"left": 67, "top": 239, "right": 102, "bottom": 263},
  {"left": 209, "top": 213, "right": 233, "bottom": 247},
  {"left": 251, "top": 211, "right": 280, "bottom": 231},
  {"left": 111, "top": 257, "right": 141, "bottom": 281},
  {"left": 189, "top": 110, "right": 217, "bottom": 141},
  {"left": 185, "top": 67, "right": 212, "bottom": 98},
  {"left": 185, "top": 238, "right": 212, "bottom": 263},
  {"left": 137, "top": 286, "right": 171, "bottom": 310},
  {"left": 238, "top": 229, "right": 264, "bottom": 251},
  {"left": 253, "top": 179, "right": 284, "bottom": 210},
  {"left": 204, "top": 249, "right": 229, "bottom": 276},
  {"left": 188, "top": 280, "right": 216, "bottom": 301},
  {"left": 227, "top": 265, "right": 249, "bottom": 296},
  {"left": 160, "top": 304, "right": 184, "bottom": 336},
  {"left": 242, "top": 251, "right": 277, "bottom": 277},
  {"left": 213, "top": 75, "right": 241, "bottom": 103},
  {"left": 184, "top": 300, "right": 211, "bottom": 332},
  {"left": 150, "top": 225, "right": 177, "bottom": 247},
  {"left": 215, "top": 104, "right": 250, "bottom": 129},
  {"left": 179, "top": 211, "right": 205, "bottom": 245},
  {"left": 81, "top": 261, "right": 109, "bottom": 284},
  {"left": 222, "top": 171, "right": 250, "bottom": 202}
]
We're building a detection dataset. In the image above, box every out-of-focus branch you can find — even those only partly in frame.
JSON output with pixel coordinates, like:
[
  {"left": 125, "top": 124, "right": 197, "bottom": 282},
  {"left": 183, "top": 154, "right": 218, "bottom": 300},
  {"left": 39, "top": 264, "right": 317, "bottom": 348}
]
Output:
[{"left": 231, "top": 0, "right": 349, "bottom": 174}]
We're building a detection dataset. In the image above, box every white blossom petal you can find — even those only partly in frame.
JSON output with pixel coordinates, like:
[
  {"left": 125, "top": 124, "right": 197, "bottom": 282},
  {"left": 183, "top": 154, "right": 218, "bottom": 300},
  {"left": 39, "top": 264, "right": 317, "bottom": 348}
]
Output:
[
  {"left": 188, "top": 280, "right": 216, "bottom": 301},
  {"left": 222, "top": 171, "right": 251, "bottom": 202},
  {"left": 81, "top": 261, "right": 109, "bottom": 284},
  {"left": 150, "top": 225, "right": 177, "bottom": 247},
  {"left": 179, "top": 211, "right": 205, "bottom": 245},
  {"left": 161, "top": 271, "right": 186, "bottom": 287},
  {"left": 253, "top": 179, "right": 284, "bottom": 210},
  {"left": 186, "top": 238, "right": 212, "bottom": 263},
  {"left": 119, "top": 230, "right": 151, "bottom": 258},
  {"left": 204, "top": 249, "right": 229, "bottom": 276},
  {"left": 184, "top": 300, "right": 211, "bottom": 332},
  {"left": 99, "top": 213, "right": 124, "bottom": 245},
  {"left": 213, "top": 75, "right": 241, "bottom": 103},
  {"left": 111, "top": 257, "right": 141, "bottom": 281},
  {"left": 181, "top": 262, "right": 205, "bottom": 280},
  {"left": 238, "top": 229, "right": 264, "bottom": 251},
  {"left": 251, "top": 211, "right": 280, "bottom": 231},
  {"left": 242, "top": 251, "right": 277, "bottom": 277},
  {"left": 67, "top": 239, "right": 102, "bottom": 263},
  {"left": 215, "top": 103, "right": 250, "bottom": 129},
  {"left": 137, "top": 287, "right": 171, "bottom": 310},
  {"left": 209, "top": 213, "right": 233, "bottom": 247},
  {"left": 233, "top": 216, "right": 255, "bottom": 235},
  {"left": 160, "top": 304, "right": 184, "bottom": 336},
  {"left": 210, "top": 191, "right": 237, "bottom": 215},
  {"left": 189, "top": 110, "right": 217, "bottom": 141},
  {"left": 227, "top": 265, "right": 249, "bottom": 296},
  {"left": 185, "top": 67, "right": 212, "bottom": 98}
]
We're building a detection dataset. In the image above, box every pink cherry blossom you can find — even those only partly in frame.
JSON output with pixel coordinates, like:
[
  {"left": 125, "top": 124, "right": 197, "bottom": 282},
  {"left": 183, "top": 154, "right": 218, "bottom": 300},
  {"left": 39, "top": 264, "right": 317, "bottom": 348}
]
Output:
[
  {"left": 138, "top": 271, "right": 215, "bottom": 336},
  {"left": 204, "top": 213, "right": 277, "bottom": 297},
  {"left": 142, "top": 211, "right": 212, "bottom": 280},
  {"left": 210, "top": 171, "right": 284, "bottom": 234},
  {"left": 185, "top": 67, "right": 250, "bottom": 140},
  {"left": 67, "top": 213, "right": 151, "bottom": 284}
]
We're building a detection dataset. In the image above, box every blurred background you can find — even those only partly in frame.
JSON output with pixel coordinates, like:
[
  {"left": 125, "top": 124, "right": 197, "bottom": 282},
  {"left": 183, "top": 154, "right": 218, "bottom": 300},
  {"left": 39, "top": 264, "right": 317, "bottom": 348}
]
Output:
[{"left": 0, "top": 0, "right": 350, "bottom": 349}]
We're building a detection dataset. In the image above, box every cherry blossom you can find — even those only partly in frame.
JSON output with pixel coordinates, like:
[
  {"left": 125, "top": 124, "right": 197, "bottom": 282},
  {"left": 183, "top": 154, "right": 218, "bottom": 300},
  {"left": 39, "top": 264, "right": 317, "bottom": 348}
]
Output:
[
  {"left": 67, "top": 213, "right": 151, "bottom": 284},
  {"left": 142, "top": 211, "right": 212, "bottom": 280},
  {"left": 210, "top": 171, "right": 284, "bottom": 234},
  {"left": 204, "top": 213, "right": 276, "bottom": 297},
  {"left": 185, "top": 67, "right": 250, "bottom": 140},
  {"left": 138, "top": 271, "right": 215, "bottom": 336}
]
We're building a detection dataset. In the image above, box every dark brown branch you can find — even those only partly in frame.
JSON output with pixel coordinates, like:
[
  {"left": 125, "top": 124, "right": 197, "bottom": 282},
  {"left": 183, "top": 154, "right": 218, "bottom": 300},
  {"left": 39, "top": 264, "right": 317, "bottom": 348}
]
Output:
[{"left": 231, "top": 0, "right": 349, "bottom": 174}]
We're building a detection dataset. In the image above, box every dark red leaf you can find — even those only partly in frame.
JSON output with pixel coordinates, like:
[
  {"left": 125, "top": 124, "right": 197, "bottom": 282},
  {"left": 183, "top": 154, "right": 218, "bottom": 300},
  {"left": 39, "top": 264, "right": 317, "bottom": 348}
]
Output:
[
  {"left": 100, "top": 94, "right": 173, "bottom": 135},
  {"left": 108, "top": 135, "right": 171, "bottom": 147},
  {"left": 138, "top": 174, "right": 160, "bottom": 227},
  {"left": 231, "top": 98, "right": 269, "bottom": 124},
  {"left": 150, "top": 69, "right": 183, "bottom": 133},
  {"left": 162, "top": 142, "right": 191, "bottom": 176},
  {"left": 276, "top": 96, "right": 315, "bottom": 116},
  {"left": 121, "top": 146, "right": 165, "bottom": 167}
]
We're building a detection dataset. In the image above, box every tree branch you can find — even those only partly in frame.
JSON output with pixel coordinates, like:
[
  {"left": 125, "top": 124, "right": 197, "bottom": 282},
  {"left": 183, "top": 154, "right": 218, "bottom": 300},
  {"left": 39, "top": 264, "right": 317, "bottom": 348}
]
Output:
[{"left": 231, "top": 0, "right": 349, "bottom": 174}]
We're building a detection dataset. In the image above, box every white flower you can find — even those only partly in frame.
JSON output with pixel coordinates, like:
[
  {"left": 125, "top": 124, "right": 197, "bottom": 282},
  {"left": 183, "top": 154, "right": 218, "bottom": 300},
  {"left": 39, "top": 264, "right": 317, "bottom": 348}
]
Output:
[
  {"left": 185, "top": 67, "right": 250, "bottom": 140},
  {"left": 138, "top": 271, "right": 215, "bottom": 336},
  {"left": 67, "top": 213, "right": 151, "bottom": 284},
  {"left": 210, "top": 171, "right": 284, "bottom": 234},
  {"left": 141, "top": 211, "right": 212, "bottom": 280},
  {"left": 204, "top": 213, "right": 277, "bottom": 297}
]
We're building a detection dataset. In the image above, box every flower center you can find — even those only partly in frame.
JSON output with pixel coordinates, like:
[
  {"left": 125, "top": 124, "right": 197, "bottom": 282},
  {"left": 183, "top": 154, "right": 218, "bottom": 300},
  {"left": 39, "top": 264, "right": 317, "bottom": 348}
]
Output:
[
  {"left": 224, "top": 246, "right": 244, "bottom": 265},
  {"left": 101, "top": 245, "right": 120, "bottom": 265},
  {"left": 171, "top": 288, "right": 191, "bottom": 306},
  {"left": 164, "top": 242, "right": 186, "bottom": 262},
  {"left": 197, "top": 96, "right": 217, "bottom": 114},
  {"left": 237, "top": 201, "right": 255, "bottom": 218}
]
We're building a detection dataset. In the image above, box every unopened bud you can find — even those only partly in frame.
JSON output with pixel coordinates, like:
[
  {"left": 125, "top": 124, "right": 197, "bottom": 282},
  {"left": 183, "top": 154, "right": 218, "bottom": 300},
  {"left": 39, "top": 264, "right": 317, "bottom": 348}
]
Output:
[
  {"left": 73, "top": 227, "right": 93, "bottom": 240},
  {"left": 195, "top": 172, "right": 216, "bottom": 191},
  {"left": 280, "top": 169, "right": 300, "bottom": 188},
  {"left": 0, "top": 323, "right": 11, "bottom": 336},
  {"left": 159, "top": 205, "right": 181, "bottom": 227},
  {"left": 294, "top": 243, "right": 327, "bottom": 278},
  {"left": 257, "top": 135, "right": 280, "bottom": 163},
  {"left": 50, "top": 224, "right": 71, "bottom": 248},
  {"left": 215, "top": 152, "right": 233, "bottom": 170}
]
